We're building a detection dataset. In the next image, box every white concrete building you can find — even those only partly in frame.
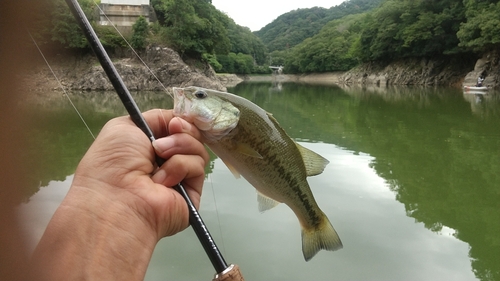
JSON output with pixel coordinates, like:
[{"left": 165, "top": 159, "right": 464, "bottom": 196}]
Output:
[{"left": 99, "top": 0, "right": 151, "bottom": 31}]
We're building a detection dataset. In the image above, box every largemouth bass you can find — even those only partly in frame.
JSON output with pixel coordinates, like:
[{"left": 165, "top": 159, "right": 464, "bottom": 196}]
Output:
[{"left": 172, "top": 86, "right": 342, "bottom": 261}]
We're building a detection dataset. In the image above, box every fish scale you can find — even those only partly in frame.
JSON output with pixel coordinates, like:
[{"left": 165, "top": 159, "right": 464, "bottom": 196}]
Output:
[
  {"left": 228, "top": 104, "right": 320, "bottom": 225},
  {"left": 172, "top": 86, "right": 343, "bottom": 261}
]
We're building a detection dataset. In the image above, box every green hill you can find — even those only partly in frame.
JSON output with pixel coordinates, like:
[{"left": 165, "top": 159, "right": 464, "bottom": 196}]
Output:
[{"left": 254, "top": 0, "right": 383, "bottom": 53}]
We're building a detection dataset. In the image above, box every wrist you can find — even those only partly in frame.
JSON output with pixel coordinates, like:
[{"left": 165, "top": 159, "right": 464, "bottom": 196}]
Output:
[{"left": 32, "top": 181, "right": 158, "bottom": 280}]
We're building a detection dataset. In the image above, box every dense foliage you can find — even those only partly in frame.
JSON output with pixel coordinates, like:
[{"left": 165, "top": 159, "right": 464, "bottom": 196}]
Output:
[
  {"left": 38, "top": 0, "right": 268, "bottom": 74},
  {"left": 151, "top": 0, "right": 270, "bottom": 73},
  {"left": 356, "top": 0, "right": 500, "bottom": 62},
  {"left": 283, "top": 14, "right": 364, "bottom": 73},
  {"left": 255, "top": 0, "right": 382, "bottom": 53},
  {"left": 38, "top": 0, "right": 97, "bottom": 48},
  {"left": 357, "top": 0, "right": 466, "bottom": 61},
  {"left": 270, "top": 0, "right": 500, "bottom": 73},
  {"left": 213, "top": 16, "right": 269, "bottom": 74},
  {"left": 457, "top": 0, "right": 500, "bottom": 52},
  {"left": 35, "top": 0, "right": 500, "bottom": 75},
  {"left": 151, "top": 0, "right": 230, "bottom": 57},
  {"left": 130, "top": 16, "right": 149, "bottom": 49}
]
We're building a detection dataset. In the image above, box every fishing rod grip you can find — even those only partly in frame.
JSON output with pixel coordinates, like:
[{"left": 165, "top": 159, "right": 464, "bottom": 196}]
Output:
[{"left": 212, "top": 264, "right": 245, "bottom": 281}]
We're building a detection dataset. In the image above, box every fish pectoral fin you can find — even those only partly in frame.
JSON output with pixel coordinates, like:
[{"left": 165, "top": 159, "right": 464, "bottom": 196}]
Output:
[
  {"left": 235, "top": 143, "right": 263, "bottom": 159},
  {"left": 295, "top": 142, "right": 330, "bottom": 177},
  {"left": 221, "top": 159, "right": 241, "bottom": 178},
  {"left": 257, "top": 191, "right": 280, "bottom": 212}
]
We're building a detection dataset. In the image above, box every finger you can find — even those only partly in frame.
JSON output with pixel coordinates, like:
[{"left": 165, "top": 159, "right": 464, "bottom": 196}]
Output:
[
  {"left": 152, "top": 133, "right": 209, "bottom": 165},
  {"left": 102, "top": 110, "right": 174, "bottom": 158},
  {"left": 151, "top": 154, "right": 206, "bottom": 197},
  {"left": 140, "top": 110, "right": 203, "bottom": 142},
  {"left": 141, "top": 109, "right": 175, "bottom": 139},
  {"left": 168, "top": 117, "right": 203, "bottom": 140}
]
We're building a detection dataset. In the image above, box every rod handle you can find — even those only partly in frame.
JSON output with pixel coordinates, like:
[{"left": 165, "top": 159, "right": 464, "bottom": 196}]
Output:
[{"left": 212, "top": 264, "right": 245, "bottom": 281}]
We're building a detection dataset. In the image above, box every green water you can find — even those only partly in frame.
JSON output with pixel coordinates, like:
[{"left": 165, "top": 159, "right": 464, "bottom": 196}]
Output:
[{"left": 21, "top": 83, "right": 500, "bottom": 280}]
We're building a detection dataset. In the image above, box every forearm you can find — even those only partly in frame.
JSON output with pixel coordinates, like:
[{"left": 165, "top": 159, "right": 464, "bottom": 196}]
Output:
[{"left": 31, "top": 184, "right": 158, "bottom": 281}]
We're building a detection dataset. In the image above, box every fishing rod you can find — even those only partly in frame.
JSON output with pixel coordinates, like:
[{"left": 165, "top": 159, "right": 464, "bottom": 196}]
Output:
[{"left": 64, "top": 0, "right": 243, "bottom": 280}]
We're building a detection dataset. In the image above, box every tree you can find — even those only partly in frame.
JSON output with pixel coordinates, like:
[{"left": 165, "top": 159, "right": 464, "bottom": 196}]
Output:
[
  {"left": 152, "top": 0, "right": 230, "bottom": 58},
  {"left": 457, "top": 0, "right": 500, "bottom": 51},
  {"left": 46, "top": 0, "right": 97, "bottom": 48},
  {"left": 221, "top": 16, "right": 267, "bottom": 65},
  {"left": 131, "top": 16, "right": 149, "bottom": 49},
  {"left": 284, "top": 14, "right": 363, "bottom": 73},
  {"left": 357, "top": 0, "right": 467, "bottom": 61},
  {"left": 217, "top": 53, "right": 254, "bottom": 74},
  {"left": 36, "top": 0, "right": 127, "bottom": 49},
  {"left": 255, "top": 0, "right": 383, "bottom": 53},
  {"left": 396, "top": 0, "right": 465, "bottom": 56}
]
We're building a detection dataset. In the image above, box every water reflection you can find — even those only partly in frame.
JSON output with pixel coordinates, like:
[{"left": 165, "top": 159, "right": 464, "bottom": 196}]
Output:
[
  {"left": 229, "top": 83, "right": 500, "bottom": 281},
  {"left": 20, "top": 84, "right": 500, "bottom": 280},
  {"left": 462, "top": 92, "right": 500, "bottom": 119}
]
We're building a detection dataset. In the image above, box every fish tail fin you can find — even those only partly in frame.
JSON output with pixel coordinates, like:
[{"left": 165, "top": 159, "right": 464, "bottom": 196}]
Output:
[{"left": 301, "top": 214, "right": 343, "bottom": 261}]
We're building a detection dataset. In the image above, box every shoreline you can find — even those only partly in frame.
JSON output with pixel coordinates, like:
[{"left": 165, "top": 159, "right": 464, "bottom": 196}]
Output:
[
  {"left": 241, "top": 73, "right": 345, "bottom": 85},
  {"left": 24, "top": 47, "right": 499, "bottom": 93}
]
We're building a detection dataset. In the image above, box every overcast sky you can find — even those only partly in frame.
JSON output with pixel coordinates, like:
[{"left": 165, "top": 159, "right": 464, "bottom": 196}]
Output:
[{"left": 211, "top": 0, "right": 346, "bottom": 31}]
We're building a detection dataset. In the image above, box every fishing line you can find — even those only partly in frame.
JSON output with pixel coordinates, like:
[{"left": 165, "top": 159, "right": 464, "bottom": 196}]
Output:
[
  {"left": 94, "top": 1, "right": 227, "bottom": 251},
  {"left": 208, "top": 173, "right": 227, "bottom": 256},
  {"left": 65, "top": 0, "right": 235, "bottom": 275},
  {"left": 28, "top": 31, "right": 96, "bottom": 140},
  {"left": 91, "top": 1, "right": 171, "bottom": 96}
]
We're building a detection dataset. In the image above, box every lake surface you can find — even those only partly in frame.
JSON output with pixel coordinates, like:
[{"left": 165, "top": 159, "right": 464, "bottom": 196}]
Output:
[{"left": 19, "top": 82, "right": 500, "bottom": 281}]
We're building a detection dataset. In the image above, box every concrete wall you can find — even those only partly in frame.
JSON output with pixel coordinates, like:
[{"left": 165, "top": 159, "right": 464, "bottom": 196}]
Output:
[
  {"left": 101, "top": 0, "right": 149, "bottom": 5},
  {"left": 99, "top": 4, "right": 150, "bottom": 26},
  {"left": 99, "top": 2, "right": 152, "bottom": 34}
]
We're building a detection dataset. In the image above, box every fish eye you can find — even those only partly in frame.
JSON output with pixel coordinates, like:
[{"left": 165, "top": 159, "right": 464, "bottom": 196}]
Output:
[{"left": 194, "top": 90, "right": 207, "bottom": 99}]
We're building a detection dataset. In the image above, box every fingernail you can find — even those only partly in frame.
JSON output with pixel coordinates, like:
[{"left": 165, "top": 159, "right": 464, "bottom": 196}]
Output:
[
  {"left": 152, "top": 137, "right": 174, "bottom": 154},
  {"left": 152, "top": 169, "right": 167, "bottom": 184}
]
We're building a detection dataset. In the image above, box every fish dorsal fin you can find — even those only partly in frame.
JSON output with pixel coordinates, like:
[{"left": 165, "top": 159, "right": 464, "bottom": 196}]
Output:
[
  {"left": 295, "top": 142, "right": 330, "bottom": 176},
  {"left": 257, "top": 191, "right": 280, "bottom": 212},
  {"left": 266, "top": 112, "right": 279, "bottom": 123},
  {"left": 220, "top": 158, "right": 241, "bottom": 179},
  {"left": 235, "top": 143, "right": 263, "bottom": 159}
]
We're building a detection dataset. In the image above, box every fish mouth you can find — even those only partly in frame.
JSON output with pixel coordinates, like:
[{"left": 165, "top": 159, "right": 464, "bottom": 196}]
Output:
[
  {"left": 172, "top": 87, "right": 193, "bottom": 121},
  {"left": 171, "top": 86, "right": 240, "bottom": 141}
]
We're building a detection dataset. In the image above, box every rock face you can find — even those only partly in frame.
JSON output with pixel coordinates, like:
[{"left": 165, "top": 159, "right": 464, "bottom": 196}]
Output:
[
  {"left": 215, "top": 73, "right": 244, "bottom": 88},
  {"left": 462, "top": 50, "right": 500, "bottom": 89},
  {"left": 338, "top": 56, "right": 479, "bottom": 88},
  {"left": 29, "top": 45, "right": 226, "bottom": 92},
  {"left": 334, "top": 52, "right": 500, "bottom": 90},
  {"left": 29, "top": 45, "right": 499, "bottom": 91}
]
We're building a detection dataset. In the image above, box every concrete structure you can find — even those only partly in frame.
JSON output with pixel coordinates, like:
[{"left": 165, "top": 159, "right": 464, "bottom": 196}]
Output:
[{"left": 99, "top": 0, "right": 152, "bottom": 33}]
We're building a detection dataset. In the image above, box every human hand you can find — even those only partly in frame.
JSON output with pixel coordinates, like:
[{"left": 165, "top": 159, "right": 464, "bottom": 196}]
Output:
[
  {"left": 32, "top": 109, "right": 209, "bottom": 280},
  {"left": 72, "top": 109, "right": 209, "bottom": 237}
]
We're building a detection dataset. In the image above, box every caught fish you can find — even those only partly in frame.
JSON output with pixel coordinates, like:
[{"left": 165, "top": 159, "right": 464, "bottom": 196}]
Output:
[{"left": 172, "top": 86, "right": 342, "bottom": 261}]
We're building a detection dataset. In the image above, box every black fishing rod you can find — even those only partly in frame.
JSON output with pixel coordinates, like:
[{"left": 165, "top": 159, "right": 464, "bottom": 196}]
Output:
[{"left": 64, "top": 1, "right": 243, "bottom": 280}]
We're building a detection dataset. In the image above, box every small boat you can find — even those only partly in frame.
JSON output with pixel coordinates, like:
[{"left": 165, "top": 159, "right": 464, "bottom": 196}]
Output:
[{"left": 463, "top": 85, "right": 489, "bottom": 91}]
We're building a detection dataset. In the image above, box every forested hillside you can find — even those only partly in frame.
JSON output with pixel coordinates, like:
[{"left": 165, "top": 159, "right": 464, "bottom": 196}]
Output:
[
  {"left": 274, "top": 0, "right": 500, "bottom": 74},
  {"left": 34, "top": 0, "right": 500, "bottom": 77},
  {"left": 35, "top": 0, "right": 268, "bottom": 74},
  {"left": 254, "top": 0, "right": 382, "bottom": 53}
]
